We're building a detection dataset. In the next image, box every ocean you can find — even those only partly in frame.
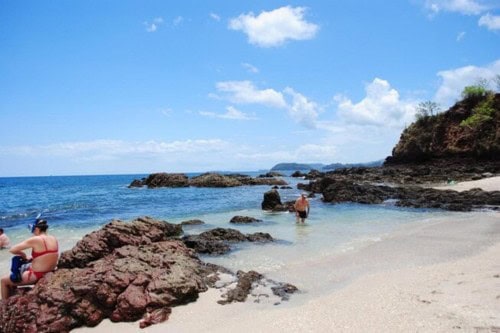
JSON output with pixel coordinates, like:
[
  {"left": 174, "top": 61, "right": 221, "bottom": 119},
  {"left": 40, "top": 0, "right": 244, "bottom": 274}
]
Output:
[{"left": 0, "top": 173, "right": 462, "bottom": 299}]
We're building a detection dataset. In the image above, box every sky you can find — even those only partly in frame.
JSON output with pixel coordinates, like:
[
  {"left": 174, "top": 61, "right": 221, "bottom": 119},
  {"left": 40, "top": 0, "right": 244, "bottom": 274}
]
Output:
[{"left": 1, "top": 0, "right": 499, "bottom": 177}]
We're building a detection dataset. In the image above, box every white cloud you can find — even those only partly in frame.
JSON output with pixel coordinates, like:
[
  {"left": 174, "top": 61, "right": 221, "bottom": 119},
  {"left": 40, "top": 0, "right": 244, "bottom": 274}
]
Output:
[
  {"left": 0, "top": 139, "right": 230, "bottom": 157},
  {"left": 335, "top": 78, "right": 417, "bottom": 128},
  {"left": 434, "top": 59, "right": 500, "bottom": 106},
  {"left": 235, "top": 143, "right": 337, "bottom": 164},
  {"left": 228, "top": 6, "right": 319, "bottom": 47},
  {"left": 284, "top": 87, "right": 320, "bottom": 128},
  {"left": 215, "top": 81, "right": 287, "bottom": 108},
  {"left": 144, "top": 17, "right": 164, "bottom": 32},
  {"left": 456, "top": 31, "right": 466, "bottom": 41},
  {"left": 424, "top": 0, "right": 487, "bottom": 15},
  {"left": 199, "top": 106, "right": 257, "bottom": 120},
  {"left": 210, "top": 12, "right": 221, "bottom": 21},
  {"left": 242, "top": 62, "right": 259, "bottom": 73},
  {"left": 173, "top": 16, "right": 184, "bottom": 26},
  {"left": 479, "top": 13, "right": 500, "bottom": 30}
]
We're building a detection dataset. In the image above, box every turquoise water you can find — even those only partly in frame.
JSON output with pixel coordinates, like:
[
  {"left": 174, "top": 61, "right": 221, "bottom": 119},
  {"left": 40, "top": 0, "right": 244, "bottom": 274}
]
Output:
[{"left": 0, "top": 173, "right": 458, "bottom": 292}]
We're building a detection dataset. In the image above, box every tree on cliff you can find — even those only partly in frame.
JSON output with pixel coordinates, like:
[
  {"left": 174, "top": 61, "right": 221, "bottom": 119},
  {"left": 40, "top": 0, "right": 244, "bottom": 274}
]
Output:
[{"left": 416, "top": 101, "right": 441, "bottom": 119}]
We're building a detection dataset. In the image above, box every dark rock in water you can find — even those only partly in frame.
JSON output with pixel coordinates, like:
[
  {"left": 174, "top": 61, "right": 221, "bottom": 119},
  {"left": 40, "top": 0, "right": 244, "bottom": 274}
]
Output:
[
  {"left": 229, "top": 216, "right": 263, "bottom": 224},
  {"left": 272, "top": 283, "right": 299, "bottom": 301},
  {"left": 189, "top": 173, "right": 287, "bottom": 187},
  {"left": 128, "top": 173, "right": 190, "bottom": 188},
  {"left": 128, "top": 178, "right": 145, "bottom": 188},
  {"left": 190, "top": 173, "right": 243, "bottom": 187},
  {"left": 291, "top": 171, "right": 305, "bottom": 177},
  {"left": 182, "top": 228, "right": 273, "bottom": 255},
  {"left": 180, "top": 219, "right": 205, "bottom": 226},
  {"left": 258, "top": 172, "right": 284, "bottom": 178},
  {"left": 217, "top": 270, "right": 298, "bottom": 305},
  {"left": 59, "top": 216, "right": 182, "bottom": 269},
  {"left": 261, "top": 189, "right": 283, "bottom": 211},
  {"left": 218, "top": 270, "right": 263, "bottom": 304},
  {"left": 280, "top": 186, "right": 293, "bottom": 189},
  {"left": 144, "top": 173, "right": 190, "bottom": 188}
]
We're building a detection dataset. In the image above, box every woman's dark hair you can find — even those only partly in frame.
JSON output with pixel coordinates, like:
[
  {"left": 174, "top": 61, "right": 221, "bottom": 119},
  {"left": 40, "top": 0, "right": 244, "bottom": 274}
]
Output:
[{"left": 35, "top": 219, "right": 49, "bottom": 232}]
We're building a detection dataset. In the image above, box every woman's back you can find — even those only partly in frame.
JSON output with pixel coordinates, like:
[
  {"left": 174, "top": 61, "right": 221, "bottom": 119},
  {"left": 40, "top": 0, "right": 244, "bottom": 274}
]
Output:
[{"left": 31, "top": 235, "right": 58, "bottom": 271}]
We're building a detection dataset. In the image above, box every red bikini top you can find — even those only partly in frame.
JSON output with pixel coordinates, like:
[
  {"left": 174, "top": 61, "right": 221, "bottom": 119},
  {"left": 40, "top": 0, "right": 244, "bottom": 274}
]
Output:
[{"left": 31, "top": 236, "right": 59, "bottom": 259}]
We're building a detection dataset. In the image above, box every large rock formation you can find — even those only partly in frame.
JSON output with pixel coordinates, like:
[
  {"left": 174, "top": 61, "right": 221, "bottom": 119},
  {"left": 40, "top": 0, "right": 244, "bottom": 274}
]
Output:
[
  {"left": 0, "top": 217, "right": 296, "bottom": 332},
  {"left": 387, "top": 93, "right": 500, "bottom": 164},
  {"left": 129, "top": 172, "right": 287, "bottom": 188}
]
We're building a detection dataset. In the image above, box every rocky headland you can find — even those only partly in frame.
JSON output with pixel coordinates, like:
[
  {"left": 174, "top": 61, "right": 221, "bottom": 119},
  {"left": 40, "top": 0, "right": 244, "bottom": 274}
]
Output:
[
  {"left": 295, "top": 92, "right": 500, "bottom": 211},
  {"left": 0, "top": 217, "right": 296, "bottom": 333}
]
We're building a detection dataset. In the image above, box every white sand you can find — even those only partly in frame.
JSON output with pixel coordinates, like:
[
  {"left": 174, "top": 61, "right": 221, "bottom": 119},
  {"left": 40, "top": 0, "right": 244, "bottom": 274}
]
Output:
[
  {"left": 73, "top": 177, "right": 500, "bottom": 332},
  {"left": 433, "top": 176, "right": 500, "bottom": 192}
]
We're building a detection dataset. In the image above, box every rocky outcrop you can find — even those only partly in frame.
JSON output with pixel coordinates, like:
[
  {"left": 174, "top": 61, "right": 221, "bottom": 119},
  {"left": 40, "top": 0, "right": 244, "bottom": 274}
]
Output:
[
  {"left": 128, "top": 173, "right": 189, "bottom": 188},
  {"left": 229, "top": 216, "right": 262, "bottom": 224},
  {"left": 180, "top": 219, "right": 205, "bottom": 226},
  {"left": 300, "top": 160, "right": 500, "bottom": 187},
  {"left": 0, "top": 218, "right": 296, "bottom": 332},
  {"left": 261, "top": 190, "right": 296, "bottom": 212},
  {"left": 387, "top": 93, "right": 500, "bottom": 164},
  {"left": 261, "top": 189, "right": 283, "bottom": 211},
  {"left": 130, "top": 173, "right": 288, "bottom": 188},
  {"left": 258, "top": 172, "right": 284, "bottom": 178},
  {"left": 182, "top": 228, "right": 273, "bottom": 255},
  {"left": 315, "top": 178, "right": 500, "bottom": 211},
  {"left": 0, "top": 239, "right": 217, "bottom": 332},
  {"left": 59, "top": 217, "right": 182, "bottom": 269},
  {"left": 190, "top": 173, "right": 243, "bottom": 187}
]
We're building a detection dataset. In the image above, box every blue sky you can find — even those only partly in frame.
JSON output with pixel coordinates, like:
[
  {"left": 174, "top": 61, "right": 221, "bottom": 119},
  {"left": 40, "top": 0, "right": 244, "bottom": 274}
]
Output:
[{"left": 1, "top": 0, "right": 499, "bottom": 176}]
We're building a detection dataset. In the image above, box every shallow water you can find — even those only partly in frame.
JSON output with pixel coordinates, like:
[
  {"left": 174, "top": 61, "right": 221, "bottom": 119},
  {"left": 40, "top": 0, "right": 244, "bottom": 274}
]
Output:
[{"left": 0, "top": 173, "right": 460, "bottom": 294}]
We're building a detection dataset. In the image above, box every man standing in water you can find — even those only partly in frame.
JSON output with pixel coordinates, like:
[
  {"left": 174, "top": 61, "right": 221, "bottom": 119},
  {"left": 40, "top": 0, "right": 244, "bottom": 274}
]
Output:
[{"left": 294, "top": 194, "right": 310, "bottom": 224}]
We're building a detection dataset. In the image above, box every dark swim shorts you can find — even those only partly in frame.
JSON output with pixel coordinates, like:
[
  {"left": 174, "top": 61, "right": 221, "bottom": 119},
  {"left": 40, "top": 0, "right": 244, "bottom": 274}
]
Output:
[{"left": 297, "top": 210, "right": 307, "bottom": 218}]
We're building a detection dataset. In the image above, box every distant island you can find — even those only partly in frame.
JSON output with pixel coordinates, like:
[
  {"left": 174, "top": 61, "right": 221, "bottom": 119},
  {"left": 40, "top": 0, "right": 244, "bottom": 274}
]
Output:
[{"left": 270, "top": 160, "right": 384, "bottom": 172}]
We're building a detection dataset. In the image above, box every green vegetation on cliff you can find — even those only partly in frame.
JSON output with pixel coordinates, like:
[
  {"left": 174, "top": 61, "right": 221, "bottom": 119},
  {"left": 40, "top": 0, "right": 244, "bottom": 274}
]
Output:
[{"left": 387, "top": 89, "right": 500, "bottom": 164}]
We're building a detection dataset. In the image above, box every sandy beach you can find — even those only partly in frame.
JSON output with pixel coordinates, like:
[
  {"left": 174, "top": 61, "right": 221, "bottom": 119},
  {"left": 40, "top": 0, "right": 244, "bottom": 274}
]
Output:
[{"left": 73, "top": 177, "right": 500, "bottom": 333}]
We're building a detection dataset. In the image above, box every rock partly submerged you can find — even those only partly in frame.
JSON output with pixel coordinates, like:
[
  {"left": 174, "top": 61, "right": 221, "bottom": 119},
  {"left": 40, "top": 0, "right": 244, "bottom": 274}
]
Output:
[
  {"left": 0, "top": 217, "right": 296, "bottom": 333},
  {"left": 129, "top": 172, "right": 287, "bottom": 188}
]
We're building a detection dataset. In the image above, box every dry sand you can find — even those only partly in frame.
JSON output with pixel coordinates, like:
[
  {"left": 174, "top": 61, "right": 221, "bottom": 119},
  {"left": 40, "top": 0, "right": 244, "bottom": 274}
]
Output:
[
  {"left": 75, "top": 177, "right": 500, "bottom": 333},
  {"left": 433, "top": 176, "right": 500, "bottom": 192}
]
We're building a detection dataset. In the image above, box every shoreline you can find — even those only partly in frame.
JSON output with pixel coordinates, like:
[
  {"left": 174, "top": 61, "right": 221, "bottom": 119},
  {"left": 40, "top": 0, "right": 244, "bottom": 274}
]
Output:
[
  {"left": 74, "top": 173, "right": 500, "bottom": 333},
  {"left": 75, "top": 212, "right": 500, "bottom": 332}
]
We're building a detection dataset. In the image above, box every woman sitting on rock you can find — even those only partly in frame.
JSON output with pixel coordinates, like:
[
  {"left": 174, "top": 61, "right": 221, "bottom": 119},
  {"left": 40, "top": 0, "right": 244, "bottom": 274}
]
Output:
[{"left": 1, "top": 219, "right": 59, "bottom": 299}]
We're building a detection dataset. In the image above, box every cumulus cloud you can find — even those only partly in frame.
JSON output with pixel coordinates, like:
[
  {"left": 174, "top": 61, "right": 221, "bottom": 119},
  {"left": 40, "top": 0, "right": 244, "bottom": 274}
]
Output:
[
  {"left": 434, "top": 59, "right": 500, "bottom": 106},
  {"left": 214, "top": 81, "right": 287, "bottom": 108},
  {"left": 479, "top": 13, "right": 500, "bottom": 30},
  {"left": 144, "top": 17, "right": 164, "bottom": 32},
  {"left": 335, "top": 78, "right": 417, "bottom": 128},
  {"left": 424, "top": 0, "right": 487, "bottom": 15},
  {"left": 284, "top": 88, "right": 320, "bottom": 128},
  {"left": 199, "top": 106, "right": 257, "bottom": 120},
  {"left": 228, "top": 6, "right": 319, "bottom": 47}
]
